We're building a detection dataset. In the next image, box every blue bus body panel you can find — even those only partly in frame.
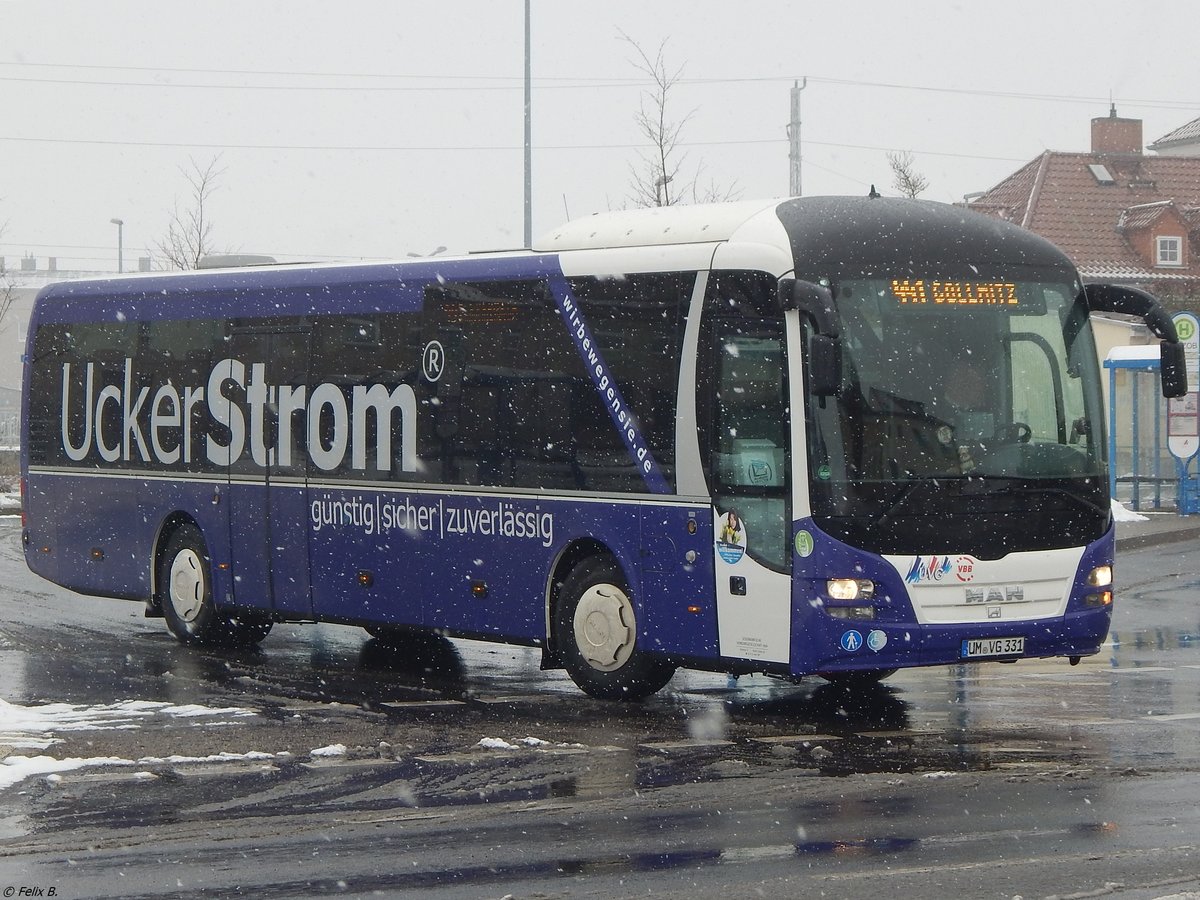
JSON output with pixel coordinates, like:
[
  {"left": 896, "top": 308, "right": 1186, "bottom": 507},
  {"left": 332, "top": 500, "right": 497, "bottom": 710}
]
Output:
[
  {"left": 301, "top": 484, "right": 718, "bottom": 651},
  {"left": 639, "top": 506, "right": 720, "bottom": 659},
  {"left": 23, "top": 473, "right": 232, "bottom": 604},
  {"left": 24, "top": 472, "right": 148, "bottom": 598}
]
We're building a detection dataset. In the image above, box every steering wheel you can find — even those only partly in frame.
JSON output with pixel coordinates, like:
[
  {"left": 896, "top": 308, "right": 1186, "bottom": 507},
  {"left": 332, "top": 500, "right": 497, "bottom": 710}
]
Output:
[{"left": 995, "top": 422, "right": 1032, "bottom": 444}]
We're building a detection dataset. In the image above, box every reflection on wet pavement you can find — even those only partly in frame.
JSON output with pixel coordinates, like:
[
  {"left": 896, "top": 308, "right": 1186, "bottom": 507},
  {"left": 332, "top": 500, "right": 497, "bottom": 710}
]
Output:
[
  {"left": 12, "top": 614, "right": 1200, "bottom": 786},
  {"left": 5, "top": 535, "right": 1200, "bottom": 850}
]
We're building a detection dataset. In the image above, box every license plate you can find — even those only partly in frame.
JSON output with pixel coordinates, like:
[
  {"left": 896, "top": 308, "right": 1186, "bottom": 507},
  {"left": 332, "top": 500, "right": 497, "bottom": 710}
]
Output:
[{"left": 961, "top": 636, "right": 1025, "bottom": 658}]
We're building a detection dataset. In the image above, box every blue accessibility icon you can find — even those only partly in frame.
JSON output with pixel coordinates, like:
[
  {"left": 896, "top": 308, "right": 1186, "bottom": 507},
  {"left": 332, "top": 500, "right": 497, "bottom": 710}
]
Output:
[{"left": 840, "top": 630, "right": 863, "bottom": 652}]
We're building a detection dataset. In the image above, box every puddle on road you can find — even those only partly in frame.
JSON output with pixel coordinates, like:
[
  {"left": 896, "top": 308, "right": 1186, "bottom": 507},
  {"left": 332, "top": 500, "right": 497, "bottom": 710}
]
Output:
[
  {"left": 235, "top": 848, "right": 732, "bottom": 897},
  {"left": 9, "top": 615, "right": 1200, "bottom": 833},
  {"left": 795, "top": 836, "right": 920, "bottom": 855},
  {"left": 1108, "top": 627, "right": 1200, "bottom": 661}
]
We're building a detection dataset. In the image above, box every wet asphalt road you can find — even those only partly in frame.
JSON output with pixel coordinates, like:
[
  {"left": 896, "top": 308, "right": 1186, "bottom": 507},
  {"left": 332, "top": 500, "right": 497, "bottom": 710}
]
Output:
[{"left": 1, "top": 515, "right": 1200, "bottom": 898}]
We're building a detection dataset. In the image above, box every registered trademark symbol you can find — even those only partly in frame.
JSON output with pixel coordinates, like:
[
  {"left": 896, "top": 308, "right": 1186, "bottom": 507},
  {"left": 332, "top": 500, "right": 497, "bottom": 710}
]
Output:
[{"left": 422, "top": 340, "right": 445, "bottom": 383}]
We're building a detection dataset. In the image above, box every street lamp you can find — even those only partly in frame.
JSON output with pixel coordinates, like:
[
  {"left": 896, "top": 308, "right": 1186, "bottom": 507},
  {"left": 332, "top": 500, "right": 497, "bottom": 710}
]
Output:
[{"left": 109, "top": 218, "right": 124, "bottom": 273}]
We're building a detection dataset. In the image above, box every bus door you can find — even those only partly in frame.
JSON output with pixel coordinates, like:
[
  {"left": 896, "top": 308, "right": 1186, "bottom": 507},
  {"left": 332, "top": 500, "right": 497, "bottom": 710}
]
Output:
[
  {"left": 224, "top": 325, "right": 314, "bottom": 618},
  {"left": 707, "top": 314, "right": 794, "bottom": 666}
]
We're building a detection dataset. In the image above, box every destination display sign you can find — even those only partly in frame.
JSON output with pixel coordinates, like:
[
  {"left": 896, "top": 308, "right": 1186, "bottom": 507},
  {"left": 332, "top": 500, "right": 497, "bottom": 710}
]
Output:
[{"left": 889, "top": 279, "right": 1020, "bottom": 307}]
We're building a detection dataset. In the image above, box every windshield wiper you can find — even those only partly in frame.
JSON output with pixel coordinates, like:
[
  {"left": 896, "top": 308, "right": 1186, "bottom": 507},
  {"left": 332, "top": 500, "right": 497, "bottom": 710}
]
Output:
[
  {"left": 995, "top": 484, "right": 1110, "bottom": 519},
  {"left": 873, "top": 478, "right": 943, "bottom": 529},
  {"left": 872, "top": 477, "right": 1108, "bottom": 531}
]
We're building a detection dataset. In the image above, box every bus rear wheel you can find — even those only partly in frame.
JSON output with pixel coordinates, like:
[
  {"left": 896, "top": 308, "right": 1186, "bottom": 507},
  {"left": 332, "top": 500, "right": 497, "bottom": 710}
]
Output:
[
  {"left": 158, "top": 524, "right": 272, "bottom": 647},
  {"left": 554, "top": 556, "right": 674, "bottom": 701}
]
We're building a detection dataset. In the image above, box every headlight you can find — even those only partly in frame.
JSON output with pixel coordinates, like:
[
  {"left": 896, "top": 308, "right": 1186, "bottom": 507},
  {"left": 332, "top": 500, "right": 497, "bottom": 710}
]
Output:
[
  {"left": 1087, "top": 565, "right": 1113, "bottom": 587},
  {"left": 826, "top": 578, "right": 875, "bottom": 601}
]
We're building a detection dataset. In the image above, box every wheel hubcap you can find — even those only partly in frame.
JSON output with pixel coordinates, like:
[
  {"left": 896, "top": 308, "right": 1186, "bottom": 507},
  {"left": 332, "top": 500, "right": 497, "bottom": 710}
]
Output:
[
  {"left": 573, "top": 583, "right": 636, "bottom": 672},
  {"left": 168, "top": 549, "right": 205, "bottom": 623}
]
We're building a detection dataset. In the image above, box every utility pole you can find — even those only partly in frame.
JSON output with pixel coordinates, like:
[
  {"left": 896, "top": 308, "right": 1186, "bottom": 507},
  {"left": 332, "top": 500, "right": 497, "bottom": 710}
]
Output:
[
  {"left": 523, "top": 0, "right": 533, "bottom": 248},
  {"left": 787, "top": 78, "right": 806, "bottom": 197},
  {"left": 110, "top": 217, "right": 125, "bottom": 273}
]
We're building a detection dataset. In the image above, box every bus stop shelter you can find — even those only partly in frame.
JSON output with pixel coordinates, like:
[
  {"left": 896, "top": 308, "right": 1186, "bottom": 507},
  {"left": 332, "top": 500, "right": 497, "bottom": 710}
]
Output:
[{"left": 1104, "top": 343, "right": 1199, "bottom": 515}]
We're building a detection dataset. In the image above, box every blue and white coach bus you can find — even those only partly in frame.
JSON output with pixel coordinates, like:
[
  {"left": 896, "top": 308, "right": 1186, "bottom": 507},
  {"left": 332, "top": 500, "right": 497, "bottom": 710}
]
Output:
[{"left": 20, "top": 197, "right": 1187, "bottom": 699}]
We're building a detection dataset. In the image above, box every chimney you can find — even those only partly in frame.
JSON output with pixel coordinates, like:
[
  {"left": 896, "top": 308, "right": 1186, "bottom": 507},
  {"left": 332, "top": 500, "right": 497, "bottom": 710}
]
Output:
[
  {"left": 1092, "top": 104, "right": 1143, "bottom": 155},
  {"left": 48, "top": 257, "right": 57, "bottom": 273}
]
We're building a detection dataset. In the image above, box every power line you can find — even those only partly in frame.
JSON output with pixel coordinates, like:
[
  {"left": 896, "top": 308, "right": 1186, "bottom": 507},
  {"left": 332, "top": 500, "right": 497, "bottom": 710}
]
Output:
[
  {"left": 801, "top": 158, "right": 870, "bottom": 190},
  {"left": 0, "top": 59, "right": 634, "bottom": 83},
  {"left": 0, "top": 62, "right": 1196, "bottom": 110},
  {"left": 0, "top": 132, "right": 1028, "bottom": 163},
  {"left": 0, "top": 73, "right": 570, "bottom": 92}
]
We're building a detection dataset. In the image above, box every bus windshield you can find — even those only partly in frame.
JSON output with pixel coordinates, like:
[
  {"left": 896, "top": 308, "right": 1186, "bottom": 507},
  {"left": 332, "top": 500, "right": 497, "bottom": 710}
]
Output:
[{"left": 806, "top": 276, "right": 1108, "bottom": 558}]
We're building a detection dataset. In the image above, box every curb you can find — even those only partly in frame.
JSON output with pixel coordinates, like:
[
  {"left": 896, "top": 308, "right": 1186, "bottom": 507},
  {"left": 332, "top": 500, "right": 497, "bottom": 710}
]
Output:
[{"left": 1116, "top": 524, "right": 1200, "bottom": 552}]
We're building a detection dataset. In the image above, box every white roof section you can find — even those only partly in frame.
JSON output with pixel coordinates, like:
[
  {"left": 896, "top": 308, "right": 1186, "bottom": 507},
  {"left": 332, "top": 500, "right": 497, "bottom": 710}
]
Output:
[
  {"left": 1105, "top": 344, "right": 1160, "bottom": 363},
  {"left": 534, "top": 199, "right": 784, "bottom": 252},
  {"left": 3, "top": 268, "right": 113, "bottom": 290}
]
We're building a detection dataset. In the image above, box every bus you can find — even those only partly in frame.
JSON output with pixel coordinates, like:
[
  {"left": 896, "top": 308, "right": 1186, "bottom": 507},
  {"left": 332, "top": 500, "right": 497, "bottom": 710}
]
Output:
[{"left": 20, "top": 197, "right": 1187, "bottom": 700}]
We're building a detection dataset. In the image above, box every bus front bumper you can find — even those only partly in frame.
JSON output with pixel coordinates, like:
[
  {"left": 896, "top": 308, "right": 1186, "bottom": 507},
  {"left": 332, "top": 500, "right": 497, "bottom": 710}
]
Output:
[{"left": 797, "top": 604, "right": 1113, "bottom": 677}]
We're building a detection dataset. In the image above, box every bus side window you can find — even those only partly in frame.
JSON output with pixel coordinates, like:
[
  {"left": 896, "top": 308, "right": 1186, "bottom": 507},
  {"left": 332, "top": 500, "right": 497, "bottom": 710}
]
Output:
[
  {"left": 28, "top": 324, "right": 74, "bottom": 466},
  {"left": 310, "top": 312, "right": 417, "bottom": 481},
  {"left": 146, "top": 318, "right": 221, "bottom": 470},
  {"left": 713, "top": 330, "right": 787, "bottom": 489},
  {"left": 426, "top": 279, "right": 582, "bottom": 490},
  {"left": 425, "top": 276, "right": 689, "bottom": 494},
  {"left": 567, "top": 272, "right": 692, "bottom": 490}
]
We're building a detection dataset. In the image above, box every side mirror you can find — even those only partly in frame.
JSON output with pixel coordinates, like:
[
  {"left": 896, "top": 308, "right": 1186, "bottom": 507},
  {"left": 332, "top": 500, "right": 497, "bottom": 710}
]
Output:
[
  {"left": 1082, "top": 282, "right": 1188, "bottom": 399},
  {"left": 1082, "top": 283, "right": 1178, "bottom": 340},
  {"left": 1160, "top": 341, "right": 1189, "bottom": 398},
  {"left": 782, "top": 278, "right": 842, "bottom": 393},
  {"left": 785, "top": 279, "right": 839, "bottom": 338},
  {"left": 808, "top": 334, "right": 841, "bottom": 396}
]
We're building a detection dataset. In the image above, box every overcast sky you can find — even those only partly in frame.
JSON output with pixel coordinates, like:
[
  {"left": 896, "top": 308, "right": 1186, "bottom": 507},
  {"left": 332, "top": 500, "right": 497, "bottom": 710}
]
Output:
[{"left": 1, "top": 0, "right": 1198, "bottom": 271}]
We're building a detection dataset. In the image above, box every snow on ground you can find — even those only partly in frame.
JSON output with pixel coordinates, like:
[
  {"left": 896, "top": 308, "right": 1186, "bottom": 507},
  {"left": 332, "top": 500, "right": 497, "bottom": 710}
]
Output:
[
  {"left": 310, "top": 743, "right": 348, "bottom": 757},
  {"left": 0, "top": 696, "right": 304, "bottom": 791},
  {"left": 1, "top": 749, "right": 293, "bottom": 792},
  {"left": 1111, "top": 498, "right": 1149, "bottom": 522},
  {"left": 2, "top": 754, "right": 138, "bottom": 789},
  {"left": 476, "top": 736, "right": 585, "bottom": 751},
  {"left": 477, "top": 737, "right": 519, "bottom": 750},
  {"left": 0, "top": 697, "right": 256, "bottom": 750}
]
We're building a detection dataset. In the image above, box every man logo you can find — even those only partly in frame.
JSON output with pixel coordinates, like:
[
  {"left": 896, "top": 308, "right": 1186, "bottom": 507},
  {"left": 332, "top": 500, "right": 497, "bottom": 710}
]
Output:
[{"left": 422, "top": 340, "right": 445, "bottom": 383}]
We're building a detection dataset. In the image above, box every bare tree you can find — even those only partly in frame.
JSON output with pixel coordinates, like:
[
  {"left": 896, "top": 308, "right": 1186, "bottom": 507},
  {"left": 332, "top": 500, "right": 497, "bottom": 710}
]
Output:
[
  {"left": 887, "top": 150, "right": 930, "bottom": 199},
  {"left": 619, "top": 31, "right": 738, "bottom": 208},
  {"left": 156, "top": 156, "right": 225, "bottom": 270},
  {"left": 0, "top": 273, "right": 14, "bottom": 337},
  {"left": 0, "top": 220, "right": 14, "bottom": 334}
]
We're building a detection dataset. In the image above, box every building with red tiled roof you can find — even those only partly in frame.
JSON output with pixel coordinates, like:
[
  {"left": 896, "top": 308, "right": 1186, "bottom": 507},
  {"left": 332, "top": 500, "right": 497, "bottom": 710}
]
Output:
[
  {"left": 967, "top": 107, "right": 1200, "bottom": 313},
  {"left": 1149, "top": 114, "right": 1200, "bottom": 156}
]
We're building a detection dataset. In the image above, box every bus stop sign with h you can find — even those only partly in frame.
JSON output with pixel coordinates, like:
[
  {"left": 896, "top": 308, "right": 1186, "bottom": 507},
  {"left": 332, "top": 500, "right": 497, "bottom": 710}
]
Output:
[{"left": 1168, "top": 313, "right": 1200, "bottom": 513}]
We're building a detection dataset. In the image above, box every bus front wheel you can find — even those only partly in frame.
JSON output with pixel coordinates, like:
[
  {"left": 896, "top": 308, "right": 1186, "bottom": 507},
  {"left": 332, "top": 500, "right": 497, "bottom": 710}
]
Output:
[
  {"left": 158, "top": 524, "right": 272, "bottom": 647},
  {"left": 554, "top": 556, "right": 674, "bottom": 701}
]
